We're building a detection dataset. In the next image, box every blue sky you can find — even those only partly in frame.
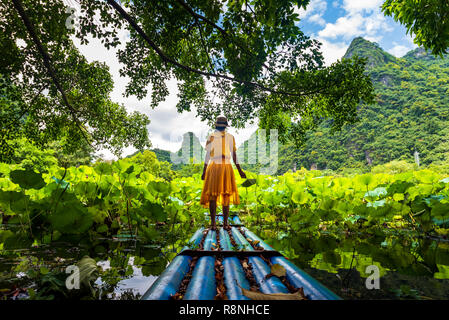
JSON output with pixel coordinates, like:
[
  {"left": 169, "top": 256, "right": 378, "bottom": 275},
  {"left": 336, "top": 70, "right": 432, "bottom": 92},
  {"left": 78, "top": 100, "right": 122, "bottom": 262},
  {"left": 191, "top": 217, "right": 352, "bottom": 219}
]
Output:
[
  {"left": 73, "top": 0, "right": 418, "bottom": 158},
  {"left": 295, "top": 0, "right": 417, "bottom": 64}
]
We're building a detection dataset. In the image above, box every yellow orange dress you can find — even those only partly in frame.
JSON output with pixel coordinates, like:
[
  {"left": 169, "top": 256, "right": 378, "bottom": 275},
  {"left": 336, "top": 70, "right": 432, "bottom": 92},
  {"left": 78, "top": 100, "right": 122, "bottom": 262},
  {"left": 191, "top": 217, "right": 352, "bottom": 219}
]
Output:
[{"left": 200, "top": 130, "right": 240, "bottom": 208}]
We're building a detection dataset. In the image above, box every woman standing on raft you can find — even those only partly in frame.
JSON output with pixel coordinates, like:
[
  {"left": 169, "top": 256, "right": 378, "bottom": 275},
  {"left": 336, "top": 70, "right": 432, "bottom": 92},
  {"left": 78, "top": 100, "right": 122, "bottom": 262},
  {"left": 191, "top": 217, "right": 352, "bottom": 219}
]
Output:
[{"left": 200, "top": 116, "right": 246, "bottom": 230}]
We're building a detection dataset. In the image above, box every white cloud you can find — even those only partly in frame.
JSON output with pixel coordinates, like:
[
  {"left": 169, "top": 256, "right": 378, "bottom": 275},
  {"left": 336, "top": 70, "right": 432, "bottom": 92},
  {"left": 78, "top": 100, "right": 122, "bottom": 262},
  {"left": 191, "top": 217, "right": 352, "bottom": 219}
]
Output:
[
  {"left": 318, "top": 12, "right": 392, "bottom": 40},
  {"left": 387, "top": 37, "right": 418, "bottom": 57},
  {"left": 388, "top": 44, "right": 411, "bottom": 57},
  {"left": 342, "top": 0, "right": 384, "bottom": 14},
  {"left": 318, "top": 14, "right": 364, "bottom": 39},
  {"left": 310, "top": 0, "right": 397, "bottom": 65},
  {"left": 295, "top": 0, "right": 327, "bottom": 25},
  {"left": 315, "top": 37, "right": 349, "bottom": 65},
  {"left": 309, "top": 14, "right": 326, "bottom": 26}
]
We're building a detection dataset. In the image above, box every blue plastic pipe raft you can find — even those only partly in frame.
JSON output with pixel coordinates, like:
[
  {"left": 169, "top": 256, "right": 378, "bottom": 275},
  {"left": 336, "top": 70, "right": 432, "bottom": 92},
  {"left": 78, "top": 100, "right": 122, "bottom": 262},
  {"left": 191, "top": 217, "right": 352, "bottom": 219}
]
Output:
[
  {"left": 141, "top": 228, "right": 204, "bottom": 300},
  {"left": 242, "top": 228, "right": 341, "bottom": 300},
  {"left": 231, "top": 227, "right": 289, "bottom": 294},
  {"left": 142, "top": 218, "right": 341, "bottom": 300},
  {"left": 183, "top": 230, "right": 217, "bottom": 300},
  {"left": 219, "top": 228, "right": 250, "bottom": 300}
]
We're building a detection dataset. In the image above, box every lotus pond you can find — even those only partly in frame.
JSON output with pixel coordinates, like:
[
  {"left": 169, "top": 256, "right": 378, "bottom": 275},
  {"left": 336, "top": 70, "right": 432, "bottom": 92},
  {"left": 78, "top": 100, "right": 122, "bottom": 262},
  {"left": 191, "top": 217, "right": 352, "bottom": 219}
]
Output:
[
  {"left": 2, "top": 223, "right": 449, "bottom": 300},
  {"left": 1, "top": 159, "right": 449, "bottom": 299}
]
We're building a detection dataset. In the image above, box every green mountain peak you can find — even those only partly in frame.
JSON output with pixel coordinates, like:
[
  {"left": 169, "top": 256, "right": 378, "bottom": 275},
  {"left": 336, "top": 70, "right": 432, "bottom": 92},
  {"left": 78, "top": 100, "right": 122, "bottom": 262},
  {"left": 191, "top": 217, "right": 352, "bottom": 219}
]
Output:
[{"left": 343, "top": 37, "right": 397, "bottom": 68}]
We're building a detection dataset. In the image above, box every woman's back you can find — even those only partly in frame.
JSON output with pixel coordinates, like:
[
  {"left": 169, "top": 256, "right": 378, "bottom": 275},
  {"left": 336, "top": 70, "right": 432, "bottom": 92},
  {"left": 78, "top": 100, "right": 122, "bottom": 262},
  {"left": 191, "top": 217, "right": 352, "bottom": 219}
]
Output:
[{"left": 206, "top": 130, "right": 236, "bottom": 164}]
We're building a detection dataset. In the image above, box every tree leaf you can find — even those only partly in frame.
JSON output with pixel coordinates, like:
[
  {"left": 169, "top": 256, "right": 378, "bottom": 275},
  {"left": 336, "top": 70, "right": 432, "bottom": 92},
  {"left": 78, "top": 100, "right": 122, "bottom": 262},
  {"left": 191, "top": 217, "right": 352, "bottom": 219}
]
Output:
[
  {"left": 270, "top": 264, "right": 286, "bottom": 277},
  {"left": 235, "top": 279, "right": 307, "bottom": 300},
  {"left": 241, "top": 287, "right": 306, "bottom": 300},
  {"left": 76, "top": 256, "right": 99, "bottom": 292}
]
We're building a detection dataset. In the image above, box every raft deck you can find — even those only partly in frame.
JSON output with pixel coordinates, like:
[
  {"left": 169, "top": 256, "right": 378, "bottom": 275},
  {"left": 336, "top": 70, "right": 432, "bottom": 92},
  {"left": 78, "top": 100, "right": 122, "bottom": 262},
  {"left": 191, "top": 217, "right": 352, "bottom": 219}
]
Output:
[{"left": 142, "top": 215, "right": 341, "bottom": 300}]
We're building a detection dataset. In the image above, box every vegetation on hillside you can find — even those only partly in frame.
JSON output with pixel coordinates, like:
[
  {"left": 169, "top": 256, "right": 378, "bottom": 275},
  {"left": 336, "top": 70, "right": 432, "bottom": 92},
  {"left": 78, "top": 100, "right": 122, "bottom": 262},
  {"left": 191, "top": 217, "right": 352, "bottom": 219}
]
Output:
[{"left": 236, "top": 38, "right": 449, "bottom": 174}]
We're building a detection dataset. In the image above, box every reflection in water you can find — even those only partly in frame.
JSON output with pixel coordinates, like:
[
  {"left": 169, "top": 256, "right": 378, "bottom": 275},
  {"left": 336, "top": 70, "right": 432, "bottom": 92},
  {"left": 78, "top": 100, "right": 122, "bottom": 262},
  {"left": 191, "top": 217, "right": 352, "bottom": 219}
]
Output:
[
  {"left": 256, "top": 226, "right": 449, "bottom": 299},
  {"left": 2, "top": 223, "right": 449, "bottom": 299},
  {"left": 96, "top": 258, "right": 157, "bottom": 299},
  {"left": 0, "top": 233, "right": 182, "bottom": 300}
]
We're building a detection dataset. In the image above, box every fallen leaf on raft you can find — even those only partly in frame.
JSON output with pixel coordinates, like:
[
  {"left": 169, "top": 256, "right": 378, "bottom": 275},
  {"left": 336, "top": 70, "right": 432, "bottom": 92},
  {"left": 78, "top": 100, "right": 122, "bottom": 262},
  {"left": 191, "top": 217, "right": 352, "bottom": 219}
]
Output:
[
  {"left": 217, "top": 284, "right": 227, "bottom": 295},
  {"left": 236, "top": 281, "right": 307, "bottom": 300},
  {"left": 271, "top": 264, "right": 286, "bottom": 277},
  {"left": 170, "top": 292, "right": 183, "bottom": 300},
  {"left": 264, "top": 264, "right": 287, "bottom": 280},
  {"left": 252, "top": 240, "right": 260, "bottom": 246}
]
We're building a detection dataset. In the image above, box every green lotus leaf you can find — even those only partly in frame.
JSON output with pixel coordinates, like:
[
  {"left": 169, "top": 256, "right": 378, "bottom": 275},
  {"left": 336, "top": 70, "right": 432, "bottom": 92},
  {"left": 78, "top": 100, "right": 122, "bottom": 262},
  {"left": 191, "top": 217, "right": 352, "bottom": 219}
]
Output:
[
  {"left": 139, "top": 201, "right": 167, "bottom": 221},
  {"left": 291, "top": 190, "right": 309, "bottom": 204},
  {"left": 148, "top": 181, "right": 170, "bottom": 195},
  {"left": 10, "top": 169, "right": 45, "bottom": 189},
  {"left": 94, "top": 163, "right": 112, "bottom": 176},
  {"left": 431, "top": 203, "right": 449, "bottom": 220},
  {"left": 364, "top": 187, "right": 388, "bottom": 200},
  {"left": 49, "top": 199, "right": 93, "bottom": 234}
]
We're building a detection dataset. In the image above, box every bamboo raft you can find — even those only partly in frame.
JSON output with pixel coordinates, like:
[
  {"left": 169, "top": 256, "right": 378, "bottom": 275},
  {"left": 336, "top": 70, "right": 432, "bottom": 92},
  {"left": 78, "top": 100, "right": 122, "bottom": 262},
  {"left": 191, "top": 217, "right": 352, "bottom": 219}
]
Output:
[{"left": 141, "top": 215, "right": 341, "bottom": 300}]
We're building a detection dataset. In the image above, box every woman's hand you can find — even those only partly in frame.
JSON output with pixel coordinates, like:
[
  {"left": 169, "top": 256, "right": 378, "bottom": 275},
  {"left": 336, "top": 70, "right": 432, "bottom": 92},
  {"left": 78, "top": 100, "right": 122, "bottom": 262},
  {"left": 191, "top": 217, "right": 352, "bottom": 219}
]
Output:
[
  {"left": 239, "top": 169, "right": 246, "bottom": 179},
  {"left": 201, "top": 171, "right": 206, "bottom": 180}
]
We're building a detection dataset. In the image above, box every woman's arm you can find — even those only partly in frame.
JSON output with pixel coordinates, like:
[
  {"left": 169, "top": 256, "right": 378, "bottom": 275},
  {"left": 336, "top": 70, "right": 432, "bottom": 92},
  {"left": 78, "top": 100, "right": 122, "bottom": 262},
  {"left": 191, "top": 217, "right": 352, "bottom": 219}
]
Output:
[
  {"left": 231, "top": 135, "right": 246, "bottom": 179},
  {"left": 232, "top": 151, "right": 246, "bottom": 178},
  {"left": 201, "top": 137, "right": 211, "bottom": 180}
]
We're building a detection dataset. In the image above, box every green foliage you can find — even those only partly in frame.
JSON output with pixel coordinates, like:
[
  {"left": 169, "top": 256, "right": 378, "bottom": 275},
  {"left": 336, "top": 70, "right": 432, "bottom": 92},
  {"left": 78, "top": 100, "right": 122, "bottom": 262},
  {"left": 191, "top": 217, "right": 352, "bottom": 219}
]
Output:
[
  {"left": 382, "top": 0, "right": 449, "bottom": 56},
  {"left": 10, "top": 169, "right": 46, "bottom": 189},
  {"left": 55, "top": 0, "right": 372, "bottom": 146},
  {"left": 240, "top": 38, "right": 449, "bottom": 174},
  {"left": 0, "top": 142, "right": 208, "bottom": 246},
  {"left": 2, "top": 149, "right": 449, "bottom": 295},
  {"left": 238, "top": 168, "right": 449, "bottom": 237},
  {"left": 1, "top": 1, "right": 151, "bottom": 159},
  {"left": 344, "top": 37, "right": 397, "bottom": 68},
  {"left": 127, "top": 150, "right": 176, "bottom": 181}
]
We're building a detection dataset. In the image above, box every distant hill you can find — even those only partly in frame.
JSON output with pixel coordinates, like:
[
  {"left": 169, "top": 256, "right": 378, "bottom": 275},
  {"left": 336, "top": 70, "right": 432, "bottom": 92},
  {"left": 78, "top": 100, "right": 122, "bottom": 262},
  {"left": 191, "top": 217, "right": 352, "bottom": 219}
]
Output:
[
  {"left": 344, "top": 37, "right": 397, "bottom": 68},
  {"left": 152, "top": 38, "right": 449, "bottom": 175},
  {"left": 239, "top": 38, "right": 449, "bottom": 174},
  {"left": 152, "top": 132, "right": 205, "bottom": 170}
]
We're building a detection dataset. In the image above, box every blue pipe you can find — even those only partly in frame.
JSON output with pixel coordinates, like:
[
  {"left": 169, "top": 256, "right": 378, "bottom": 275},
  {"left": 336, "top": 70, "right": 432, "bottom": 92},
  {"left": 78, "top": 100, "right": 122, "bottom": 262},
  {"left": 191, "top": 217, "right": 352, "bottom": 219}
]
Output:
[
  {"left": 219, "top": 228, "right": 250, "bottom": 300},
  {"left": 271, "top": 256, "right": 341, "bottom": 300},
  {"left": 141, "top": 228, "right": 204, "bottom": 300},
  {"left": 240, "top": 227, "right": 275, "bottom": 251},
  {"left": 219, "top": 228, "right": 232, "bottom": 250},
  {"left": 231, "top": 227, "right": 253, "bottom": 251},
  {"left": 242, "top": 228, "right": 341, "bottom": 300},
  {"left": 183, "top": 230, "right": 217, "bottom": 300},
  {"left": 231, "top": 227, "right": 289, "bottom": 294}
]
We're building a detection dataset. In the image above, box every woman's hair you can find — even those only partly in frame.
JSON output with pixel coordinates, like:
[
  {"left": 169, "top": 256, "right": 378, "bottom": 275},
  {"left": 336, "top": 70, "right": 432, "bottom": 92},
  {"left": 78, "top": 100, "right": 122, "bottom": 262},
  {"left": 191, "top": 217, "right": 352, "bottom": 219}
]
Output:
[{"left": 215, "top": 125, "right": 226, "bottom": 131}]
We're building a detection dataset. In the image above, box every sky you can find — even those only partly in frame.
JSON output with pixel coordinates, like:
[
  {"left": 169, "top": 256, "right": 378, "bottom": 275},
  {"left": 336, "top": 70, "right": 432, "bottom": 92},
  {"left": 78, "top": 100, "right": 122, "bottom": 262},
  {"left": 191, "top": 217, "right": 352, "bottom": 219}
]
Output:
[{"left": 71, "top": 0, "right": 417, "bottom": 159}]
